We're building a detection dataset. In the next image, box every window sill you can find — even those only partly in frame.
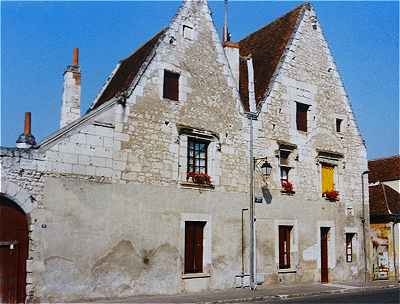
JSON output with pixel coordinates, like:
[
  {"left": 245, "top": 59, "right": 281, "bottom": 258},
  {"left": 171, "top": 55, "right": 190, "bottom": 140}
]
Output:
[
  {"left": 278, "top": 268, "right": 297, "bottom": 274},
  {"left": 281, "top": 190, "right": 295, "bottom": 196},
  {"left": 182, "top": 273, "right": 211, "bottom": 279},
  {"left": 180, "top": 182, "right": 215, "bottom": 190}
]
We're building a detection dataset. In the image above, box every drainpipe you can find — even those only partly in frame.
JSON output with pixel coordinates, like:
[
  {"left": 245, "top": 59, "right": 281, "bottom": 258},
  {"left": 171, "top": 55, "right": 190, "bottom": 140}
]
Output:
[
  {"left": 361, "top": 170, "right": 369, "bottom": 285},
  {"left": 247, "top": 112, "right": 257, "bottom": 290}
]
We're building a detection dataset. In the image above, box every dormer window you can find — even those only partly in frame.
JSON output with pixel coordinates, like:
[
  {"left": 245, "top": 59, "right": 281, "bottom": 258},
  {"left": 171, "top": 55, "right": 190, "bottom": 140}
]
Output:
[{"left": 163, "top": 70, "right": 179, "bottom": 101}]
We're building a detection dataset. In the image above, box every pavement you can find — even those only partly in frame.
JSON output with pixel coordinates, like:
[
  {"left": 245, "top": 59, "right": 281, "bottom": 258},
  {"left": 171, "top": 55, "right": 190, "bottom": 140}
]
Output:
[{"left": 66, "top": 280, "right": 399, "bottom": 304}]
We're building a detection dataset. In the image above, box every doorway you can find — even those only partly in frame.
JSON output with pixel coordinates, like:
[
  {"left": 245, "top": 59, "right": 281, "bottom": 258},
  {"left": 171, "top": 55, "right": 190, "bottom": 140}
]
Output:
[
  {"left": 0, "top": 196, "right": 28, "bottom": 303},
  {"left": 320, "top": 227, "right": 330, "bottom": 283}
]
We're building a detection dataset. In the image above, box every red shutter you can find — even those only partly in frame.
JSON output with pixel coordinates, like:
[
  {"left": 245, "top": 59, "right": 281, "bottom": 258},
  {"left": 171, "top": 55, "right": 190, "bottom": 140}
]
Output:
[
  {"left": 185, "top": 222, "right": 205, "bottom": 273},
  {"left": 163, "top": 70, "right": 179, "bottom": 101},
  {"left": 296, "top": 103, "right": 308, "bottom": 132}
]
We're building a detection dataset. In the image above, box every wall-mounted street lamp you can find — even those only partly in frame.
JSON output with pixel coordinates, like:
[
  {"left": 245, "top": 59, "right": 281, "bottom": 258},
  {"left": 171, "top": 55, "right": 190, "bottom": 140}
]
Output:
[{"left": 260, "top": 159, "right": 272, "bottom": 177}]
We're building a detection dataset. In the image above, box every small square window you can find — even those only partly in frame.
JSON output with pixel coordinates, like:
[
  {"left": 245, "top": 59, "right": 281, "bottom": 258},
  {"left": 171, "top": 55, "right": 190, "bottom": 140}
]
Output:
[
  {"left": 163, "top": 70, "right": 179, "bottom": 101},
  {"left": 183, "top": 25, "right": 193, "bottom": 40},
  {"left": 336, "top": 118, "right": 343, "bottom": 133}
]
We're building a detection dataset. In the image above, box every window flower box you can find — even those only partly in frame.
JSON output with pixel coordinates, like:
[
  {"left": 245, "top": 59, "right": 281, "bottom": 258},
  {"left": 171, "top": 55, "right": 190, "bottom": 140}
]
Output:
[
  {"left": 323, "top": 190, "right": 339, "bottom": 201},
  {"left": 281, "top": 180, "right": 295, "bottom": 195},
  {"left": 187, "top": 172, "right": 212, "bottom": 186}
]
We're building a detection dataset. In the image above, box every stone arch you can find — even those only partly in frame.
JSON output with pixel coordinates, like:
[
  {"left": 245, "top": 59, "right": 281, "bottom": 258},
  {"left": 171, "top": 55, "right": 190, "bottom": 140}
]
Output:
[{"left": 0, "top": 178, "right": 36, "bottom": 215}]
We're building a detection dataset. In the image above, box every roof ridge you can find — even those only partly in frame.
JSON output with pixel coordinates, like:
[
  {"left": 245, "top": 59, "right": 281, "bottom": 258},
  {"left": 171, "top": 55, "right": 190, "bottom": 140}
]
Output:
[{"left": 369, "top": 155, "right": 400, "bottom": 162}]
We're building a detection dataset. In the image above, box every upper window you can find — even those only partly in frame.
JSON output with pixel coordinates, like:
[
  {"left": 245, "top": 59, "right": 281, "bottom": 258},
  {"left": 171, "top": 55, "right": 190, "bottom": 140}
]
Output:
[
  {"left": 187, "top": 138, "right": 209, "bottom": 175},
  {"left": 163, "top": 70, "right": 179, "bottom": 101},
  {"left": 279, "top": 225, "right": 293, "bottom": 269},
  {"left": 336, "top": 118, "right": 343, "bottom": 133},
  {"left": 185, "top": 221, "right": 205, "bottom": 273},
  {"left": 321, "top": 164, "right": 335, "bottom": 194},
  {"left": 183, "top": 25, "right": 193, "bottom": 40},
  {"left": 279, "top": 148, "right": 295, "bottom": 193},
  {"left": 296, "top": 102, "right": 309, "bottom": 132}
]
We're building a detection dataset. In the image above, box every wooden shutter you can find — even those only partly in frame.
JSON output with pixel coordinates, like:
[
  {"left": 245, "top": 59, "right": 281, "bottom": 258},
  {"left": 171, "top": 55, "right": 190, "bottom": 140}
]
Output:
[
  {"left": 279, "top": 226, "right": 292, "bottom": 269},
  {"left": 184, "top": 221, "right": 205, "bottom": 273},
  {"left": 163, "top": 70, "right": 179, "bottom": 101},
  {"left": 296, "top": 103, "right": 309, "bottom": 132},
  {"left": 321, "top": 164, "right": 334, "bottom": 193}
]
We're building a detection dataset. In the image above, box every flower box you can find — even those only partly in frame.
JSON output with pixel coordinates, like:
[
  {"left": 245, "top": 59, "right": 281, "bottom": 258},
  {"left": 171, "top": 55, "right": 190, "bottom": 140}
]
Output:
[
  {"left": 187, "top": 172, "right": 212, "bottom": 185},
  {"left": 281, "top": 180, "right": 295, "bottom": 194},
  {"left": 323, "top": 190, "right": 339, "bottom": 201}
]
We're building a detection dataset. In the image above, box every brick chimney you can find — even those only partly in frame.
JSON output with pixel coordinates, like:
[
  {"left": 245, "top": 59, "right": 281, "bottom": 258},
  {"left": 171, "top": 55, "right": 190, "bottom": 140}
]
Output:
[
  {"left": 60, "top": 48, "right": 81, "bottom": 128},
  {"left": 16, "top": 112, "right": 36, "bottom": 149}
]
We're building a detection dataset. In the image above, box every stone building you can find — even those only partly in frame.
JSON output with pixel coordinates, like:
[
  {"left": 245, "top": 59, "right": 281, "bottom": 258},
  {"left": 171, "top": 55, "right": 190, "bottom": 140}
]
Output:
[
  {"left": 0, "top": 1, "right": 369, "bottom": 302},
  {"left": 368, "top": 156, "right": 400, "bottom": 281}
]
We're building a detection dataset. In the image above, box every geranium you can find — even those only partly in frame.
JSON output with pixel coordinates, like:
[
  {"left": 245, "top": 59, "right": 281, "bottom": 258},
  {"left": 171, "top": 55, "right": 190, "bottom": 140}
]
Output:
[
  {"left": 324, "top": 190, "right": 339, "bottom": 201},
  {"left": 187, "top": 172, "right": 212, "bottom": 185},
  {"left": 281, "top": 180, "right": 294, "bottom": 193}
]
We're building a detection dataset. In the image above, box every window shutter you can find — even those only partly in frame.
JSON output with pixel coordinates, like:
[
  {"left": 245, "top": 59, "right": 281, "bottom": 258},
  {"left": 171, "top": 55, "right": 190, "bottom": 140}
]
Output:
[
  {"left": 163, "top": 70, "right": 179, "bottom": 101},
  {"left": 185, "top": 222, "right": 194, "bottom": 273},
  {"left": 184, "top": 221, "right": 205, "bottom": 273},
  {"left": 194, "top": 223, "right": 204, "bottom": 273},
  {"left": 296, "top": 103, "right": 309, "bottom": 132},
  {"left": 321, "top": 164, "right": 334, "bottom": 193}
]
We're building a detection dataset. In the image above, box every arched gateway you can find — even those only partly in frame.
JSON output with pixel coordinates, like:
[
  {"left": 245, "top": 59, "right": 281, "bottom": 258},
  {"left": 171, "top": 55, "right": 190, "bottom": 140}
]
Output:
[{"left": 0, "top": 195, "right": 28, "bottom": 303}]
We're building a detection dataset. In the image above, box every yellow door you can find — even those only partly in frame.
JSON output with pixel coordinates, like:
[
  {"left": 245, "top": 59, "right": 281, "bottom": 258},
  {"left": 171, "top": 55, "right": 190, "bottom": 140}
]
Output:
[{"left": 322, "top": 164, "right": 334, "bottom": 193}]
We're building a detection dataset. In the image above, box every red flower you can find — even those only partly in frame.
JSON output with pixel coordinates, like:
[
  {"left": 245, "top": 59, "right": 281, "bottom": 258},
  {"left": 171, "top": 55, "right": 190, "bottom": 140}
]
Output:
[
  {"left": 187, "top": 172, "right": 212, "bottom": 185},
  {"left": 281, "top": 180, "right": 294, "bottom": 193}
]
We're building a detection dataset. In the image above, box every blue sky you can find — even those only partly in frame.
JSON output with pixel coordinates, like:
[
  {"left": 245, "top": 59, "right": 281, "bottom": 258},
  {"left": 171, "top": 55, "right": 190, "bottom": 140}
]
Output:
[{"left": 1, "top": 1, "right": 398, "bottom": 159}]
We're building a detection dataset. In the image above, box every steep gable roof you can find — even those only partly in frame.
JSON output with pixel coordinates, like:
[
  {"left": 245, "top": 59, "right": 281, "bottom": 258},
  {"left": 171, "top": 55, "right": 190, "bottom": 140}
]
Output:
[
  {"left": 238, "top": 4, "right": 306, "bottom": 110},
  {"left": 369, "top": 184, "right": 400, "bottom": 222},
  {"left": 90, "top": 29, "right": 165, "bottom": 111},
  {"left": 368, "top": 155, "right": 400, "bottom": 183}
]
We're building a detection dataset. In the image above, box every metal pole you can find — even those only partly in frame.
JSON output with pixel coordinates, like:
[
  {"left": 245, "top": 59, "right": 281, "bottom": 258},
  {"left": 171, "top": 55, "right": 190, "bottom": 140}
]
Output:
[
  {"left": 248, "top": 113, "right": 256, "bottom": 290},
  {"left": 241, "top": 208, "right": 248, "bottom": 281},
  {"left": 361, "top": 170, "right": 369, "bottom": 285}
]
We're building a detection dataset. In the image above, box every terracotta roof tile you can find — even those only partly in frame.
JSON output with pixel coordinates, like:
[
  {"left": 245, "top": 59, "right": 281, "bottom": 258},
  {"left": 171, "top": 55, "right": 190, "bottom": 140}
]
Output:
[
  {"left": 368, "top": 155, "right": 400, "bottom": 183},
  {"left": 369, "top": 184, "right": 400, "bottom": 218},
  {"left": 91, "top": 30, "right": 165, "bottom": 110},
  {"left": 238, "top": 4, "right": 305, "bottom": 110}
]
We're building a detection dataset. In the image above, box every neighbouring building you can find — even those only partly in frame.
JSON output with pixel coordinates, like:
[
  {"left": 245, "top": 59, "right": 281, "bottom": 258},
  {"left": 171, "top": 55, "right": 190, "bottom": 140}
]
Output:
[
  {"left": 368, "top": 156, "right": 400, "bottom": 281},
  {"left": 0, "top": 1, "right": 369, "bottom": 303}
]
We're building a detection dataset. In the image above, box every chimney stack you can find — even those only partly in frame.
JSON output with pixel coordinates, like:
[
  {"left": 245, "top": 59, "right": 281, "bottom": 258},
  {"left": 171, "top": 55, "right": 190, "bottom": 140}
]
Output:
[
  {"left": 16, "top": 112, "right": 36, "bottom": 149},
  {"left": 60, "top": 48, "right": 81, "bottom": 128}
]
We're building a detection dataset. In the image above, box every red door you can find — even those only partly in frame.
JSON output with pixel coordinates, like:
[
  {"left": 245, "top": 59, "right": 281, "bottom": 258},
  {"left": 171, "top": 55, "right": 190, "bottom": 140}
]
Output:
[
  {"left": 0, "top": 197, "right": 28, "bottom": 304},
  {"left": 320, "top": 227, "right": 330, "bottom": 283}
]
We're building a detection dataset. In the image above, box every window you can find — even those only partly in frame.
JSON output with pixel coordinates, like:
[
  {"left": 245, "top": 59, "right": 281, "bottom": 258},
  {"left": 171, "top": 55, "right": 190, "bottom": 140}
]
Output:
[
  {"left": 187, "top": 138, "right": 208, "bottom": 175},
  {"left": 336, "top": 118, "right": 342, "bottom": 133},
  {"left": 163, "top": 70, "right": 179, "bottom": 101},
  {"left": 346, "top": 233, "right": 355, "bottom": 262},
  {"left": 185, "top": 221, "right": 205, "bottom": 273},
  {"left": 183, "top": 25, "right": 193, "bottom": 40},
  {"left": 279, "top": 225, "right": 292, "bottom": 269},
  {"left": 296, "top": 102, "right": 309, "bottom": 132},
  {"left": 321, "top": 164, "right": 335, "bottom": 194}
]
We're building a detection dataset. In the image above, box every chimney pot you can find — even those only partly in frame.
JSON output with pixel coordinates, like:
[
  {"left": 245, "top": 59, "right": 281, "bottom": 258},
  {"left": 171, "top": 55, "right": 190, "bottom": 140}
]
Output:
[
  {"left": 72, "top": 48, "right": 79, "bottom": 65},
  {"left": 24, "top": 112, "right": 31, "bottom": 135}
]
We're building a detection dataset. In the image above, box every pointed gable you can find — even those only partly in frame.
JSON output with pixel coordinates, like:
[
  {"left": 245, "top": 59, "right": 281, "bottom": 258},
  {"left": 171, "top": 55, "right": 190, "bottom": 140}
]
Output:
[
  {"left": 91, "top": 30, "right": 165, "bottom": 110},
  {"left": 239, "top": 4, "right": 305, "bottom": 108}
]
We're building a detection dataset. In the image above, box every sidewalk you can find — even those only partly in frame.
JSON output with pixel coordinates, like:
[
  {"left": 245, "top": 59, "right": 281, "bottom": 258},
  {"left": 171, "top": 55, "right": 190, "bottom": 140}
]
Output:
[{"left": 68, "top": 280, "right": 399, "bottom": 304}]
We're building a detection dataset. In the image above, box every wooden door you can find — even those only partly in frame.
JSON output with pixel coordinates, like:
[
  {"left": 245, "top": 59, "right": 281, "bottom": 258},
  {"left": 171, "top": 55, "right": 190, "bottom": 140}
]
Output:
[
  {"left": 0, "top": 197, "right": 28, "bottom": 304},
  {"left": 320, "top": 227, "right": 330, "bottom": 283},
  {"left": 184, "top": 221, "right": 205, "bottom": 273}
]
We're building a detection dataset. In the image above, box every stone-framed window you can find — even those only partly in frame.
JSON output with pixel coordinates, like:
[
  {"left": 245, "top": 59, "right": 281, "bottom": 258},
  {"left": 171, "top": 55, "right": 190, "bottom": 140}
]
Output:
[
  {"left": 316, "top": 150, "right": 344, "bottom": 200},
  {"left": 177, "top": 126, "right": 221, "bottom": 187},
  {"left": 336, "top": 118, "right": 343, "bottom": 133},
  {"left": 163, "top": 70, "right": 180, "bottom": 101},
  {"left": 277, "top": 142, "right": 297, "bottom": 194},
  {"left": 183, "top": 25, "right": 194, "bottom": 40}
]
